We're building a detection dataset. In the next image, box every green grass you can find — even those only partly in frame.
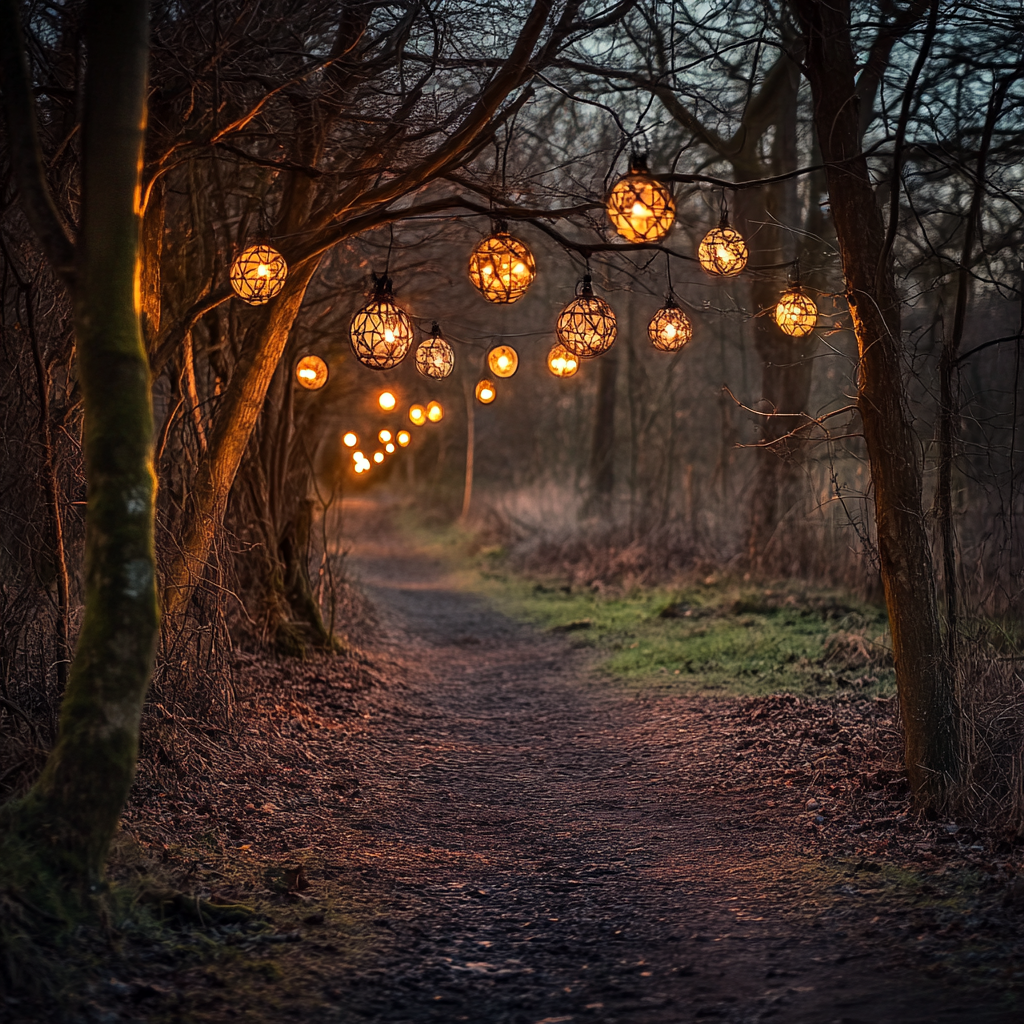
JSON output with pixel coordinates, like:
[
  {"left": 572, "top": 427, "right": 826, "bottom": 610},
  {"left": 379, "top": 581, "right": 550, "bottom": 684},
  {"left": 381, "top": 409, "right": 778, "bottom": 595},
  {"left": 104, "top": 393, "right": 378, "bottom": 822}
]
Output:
[{"left": 396, "top": 511, "right": 895, "bottom": 699}]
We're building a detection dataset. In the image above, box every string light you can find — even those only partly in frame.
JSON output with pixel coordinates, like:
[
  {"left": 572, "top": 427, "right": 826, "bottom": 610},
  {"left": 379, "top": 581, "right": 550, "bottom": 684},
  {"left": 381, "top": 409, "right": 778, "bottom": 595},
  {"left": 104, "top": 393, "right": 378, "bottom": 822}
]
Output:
[
  {"left": 415, "top": 322, "right": 456, "bottom": 379},
  {"left": 378, "top": 391, "right": 397, "bottom": 411},
  {"left": 343, "top": 432, "right": 358, "bottom": 447},
  {"left": 487, "top": 344, "right": 519, "bottom": 378},
  {"left": 648, "top": 300, "right": 693, "bottom": 352},
  {"left": 698, "top": 223, "right": 748, "bottom": 277},
  {"left": 378, "top": 429, "right": 392, "bottom": 443},
  {"left": 556, "top": 275, "right": 617, "bottom": 359},
  {"left": 294, "top": 354, "right": 329, "bottom": 390},
  {"left": 475, "top": 379, "right": 496, "bottom": 404},
  {"left": 426, "top": 401, "right": 444, "bottom": 423},
  {"left": 468, "top": 224, "right": 537, "bottom": 303},
  {"left": 396, "top": 431, "right": 411, "bottom": 447},
  {"left": 409, "top": 404, "right": 427, "bottom": 426},
  {"left": 230, "top": 244, "right": 288, "bottom": 305},
  {"left": 547, "top": 343, "right": 580, "bottom": 378}
]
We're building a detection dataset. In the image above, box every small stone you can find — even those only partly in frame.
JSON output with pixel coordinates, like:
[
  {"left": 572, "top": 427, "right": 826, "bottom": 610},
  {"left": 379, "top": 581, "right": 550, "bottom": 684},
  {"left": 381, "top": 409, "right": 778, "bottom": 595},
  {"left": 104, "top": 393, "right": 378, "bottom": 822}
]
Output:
[{"left": 805, "top": 798, "right": 820, "bottom": 811}]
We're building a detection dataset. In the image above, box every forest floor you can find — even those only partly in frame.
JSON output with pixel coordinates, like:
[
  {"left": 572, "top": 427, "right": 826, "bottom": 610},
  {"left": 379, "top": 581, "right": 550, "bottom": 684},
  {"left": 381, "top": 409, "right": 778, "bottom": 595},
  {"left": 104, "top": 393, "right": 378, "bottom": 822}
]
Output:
[{"left": 62, "top": 497, "right": 1024, "bottom": 1024}]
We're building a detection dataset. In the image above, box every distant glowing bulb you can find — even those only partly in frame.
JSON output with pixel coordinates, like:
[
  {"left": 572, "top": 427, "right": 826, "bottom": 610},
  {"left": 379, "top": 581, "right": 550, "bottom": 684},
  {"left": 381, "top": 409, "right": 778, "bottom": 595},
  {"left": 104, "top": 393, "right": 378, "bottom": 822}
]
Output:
[
  {"left": 378, "top": 391, "right": 397, "bottom": 411},
  {"left": 373, "top": 451, "right": 385, "bottom": 464},
  {"left": 353, "top": 450, "right": 364, "bottom": 461},
  {"left": 386, "top": 442, "right": 395, "bottom": 453},
  {"left": 343, "top": 432, "right": 358, "bottom": 447},
  {"left": 397, "top": 430, "right": 410, "bottom": 447},
  {"left": 426, "top": 401, "right": 443, "bottom": 423},
  {"left": 378, "top": 429, "right": 392, "bottom": 443},
  {"left": 355, "top": 464, "right": 365, "bottom": 473},
  {"left": 409, "top": 404, "right": 426, "bottom": 426}
]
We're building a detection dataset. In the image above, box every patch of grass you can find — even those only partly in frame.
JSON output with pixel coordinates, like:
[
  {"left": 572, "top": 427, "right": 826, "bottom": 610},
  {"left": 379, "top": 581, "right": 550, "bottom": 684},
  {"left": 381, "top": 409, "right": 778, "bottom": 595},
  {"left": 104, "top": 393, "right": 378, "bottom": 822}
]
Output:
[{"left": 397, "top": 514, "right": 895, "bottom": 699}]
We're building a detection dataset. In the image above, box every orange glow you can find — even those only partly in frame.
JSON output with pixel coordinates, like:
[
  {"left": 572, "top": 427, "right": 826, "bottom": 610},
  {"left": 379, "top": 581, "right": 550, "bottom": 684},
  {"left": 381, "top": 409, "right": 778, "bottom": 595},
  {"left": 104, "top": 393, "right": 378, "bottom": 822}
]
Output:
[
  {"left": 487, "top": 345, "right": 519, "bottom": 378},
  {"left": 396, "top": 430, "right": 411, "bottom": 447},
  {"left": 475, "top": 379, "right": 496, "bottom": 404},
  {"left": 408, "top": 404, "right": 427, "bottom": 426},
  {"left": 378, "top": 391, "right": 397, "bottom": 411},
  {"left": 373, "top": 451, "right": 385, "bottom": 464},
  {"left": 378, "top": 429, "right": 392, "bottom": 443},
  {"left": 547, "top": 343, "right": 579, "bottom": 378},
  {"left": 426, "top": 401, "right": 444, "bottom": 423},
  {"left": 295, "top": 354, "right": 329, "bottom": 390},
  {"left": 343, "top": 432, "right": 358, "bottom": 447}
]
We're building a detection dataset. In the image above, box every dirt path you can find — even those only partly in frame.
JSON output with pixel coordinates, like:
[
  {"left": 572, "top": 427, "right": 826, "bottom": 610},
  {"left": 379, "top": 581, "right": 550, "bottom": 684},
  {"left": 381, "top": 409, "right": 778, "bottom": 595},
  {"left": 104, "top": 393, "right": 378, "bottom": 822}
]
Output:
[{"left": 313, "top": 501, "right": 1016, "bottom": 1024}]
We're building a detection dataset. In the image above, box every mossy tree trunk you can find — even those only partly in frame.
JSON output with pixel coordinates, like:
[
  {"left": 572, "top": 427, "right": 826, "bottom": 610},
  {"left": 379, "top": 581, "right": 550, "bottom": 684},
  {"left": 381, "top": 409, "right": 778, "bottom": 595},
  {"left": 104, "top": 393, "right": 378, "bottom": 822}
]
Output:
[
  {"left": 0, "top": 0, "right": 156, "bottom": 886},
  {"left": 792, "top": 0, "right": 958, "bottom": 808}
]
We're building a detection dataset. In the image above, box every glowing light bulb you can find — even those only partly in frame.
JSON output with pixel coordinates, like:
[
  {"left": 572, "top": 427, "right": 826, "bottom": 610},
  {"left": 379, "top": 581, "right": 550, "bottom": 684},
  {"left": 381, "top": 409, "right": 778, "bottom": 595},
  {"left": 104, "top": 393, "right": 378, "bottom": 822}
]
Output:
[
  {"left": 386, "top": 442, "right": 395, "bottom": 453},
  {"left": 426, "top": 401, "right": 443, "bottom": 423},
  {"left": 397, "top": 430, "right": 410, "bottom": 447},
  {"left": 378, "top": 429, "right": 392, "bottom": 443},
  {"left": 482, "top": 265, "right": 493, "bottom": 277},
  {"left": 373, "top": 451, "right": 384, "bottom": 464},
  {"left": 355, "top": 464, "right": 365, "bottom": 473},
  {"left": 353, "top": 450, "right": 364, "bottom": 460},
  {"left": 384, "top": 328, "right": 395, "bottom": 344},
  {"left": 378, "top": 391, "right": 397, "bottom": 411},
  {"left": 664, "top": 323, "right": 677, "bottom": 340},
  {"left": 343, "top": 432, "right": 358, "bottom": 447},
  {"left": 256, "top": 263, "right": 269, "bottom": 277},
  {"left": 409, "top": 404, "right": 426, "bottom": 425},
  {"left": 631, "top": 201, "right": 651, "bottom": 219}
]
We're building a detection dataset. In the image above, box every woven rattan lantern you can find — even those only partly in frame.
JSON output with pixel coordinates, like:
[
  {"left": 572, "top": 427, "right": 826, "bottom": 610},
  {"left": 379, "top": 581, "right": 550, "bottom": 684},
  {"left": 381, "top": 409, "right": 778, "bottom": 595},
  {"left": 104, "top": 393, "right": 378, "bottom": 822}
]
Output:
[
  {"left": 774, "top": 286, "right": 817, "bottom": 337},
  {"left": 230, "top": 244, "right": 288, "bottom": 305},
  {"left": 648, "top": 300, "right": 693, "bottom": 352},
  {"left": 468, "top": 224, "right": 536, "bottom": 303},
  {"left": 408, "top": 404, "right": 426, "bottom": 426},
  {"left": 350, "top": 276, "right": 414, "bottom": 370},
  {"left": 557, "top": 275, "right": 617, "bottom": 359},
  {"left": 606, "top": 155, "right": 676, "bottom": 243},
  {"left": 487, "top": 344, "right": 518, "bottom": 378},
  {"left": 475, "top": 379, "right": 496, "bottom": 404},
  {"left": 547, "top": 343, "right": 579, "bottom": 378},
  {"left": 415, "top": 322, "right": 455, "bottom": 380},
  {"left": 294, "top": 354, "right": 328, "bottom": 390},
  {"left": 426, "top": 400, "right": 444, "bottom": 423},
  {"left": 698, "top": 222, "right": 748, "bottom": 277}
]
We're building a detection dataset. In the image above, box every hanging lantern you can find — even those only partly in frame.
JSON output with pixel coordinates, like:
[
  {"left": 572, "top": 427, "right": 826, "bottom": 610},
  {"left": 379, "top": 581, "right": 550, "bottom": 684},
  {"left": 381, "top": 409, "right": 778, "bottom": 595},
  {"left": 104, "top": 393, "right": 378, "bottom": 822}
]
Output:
[
  {"left": 378, "top": 390, "right": 397, "bottom": 411},
  {"left": 774, "top": 286, "right": 817, "bottom": 337},
  {"left": 698, "top": 222, "right": 748, "bottom": 277},
  {"left": 648, "top": 300, "right": 693, "bottom": 352},
  {"left": 605, "top": 154, "right": 676, "bottom": 243},
  {"left": 468, "top": 224, "right": 537, "bottom": 303},
  {"left": 408, "top": 404, "right": 426, "bottom": 426},
  {"left": 557, "top": 275, "right": 617, "bottom": 359},
  {"left": 487, "top": 344, "right": 518, "bottom": 378},
  {"left": 396, "top": 430, "right": 411, "bottom": 447},
  {"left": 426, "top": 400, "right": 444, "bottom": 423},
  {"left": 350, "top": 276, "right": 414, "bottom": 370},
  {"left": 229, "top": 244, "right": 288, "bottom": 305},
  {"left": 415, "top": 322, "right": 456, "bottom": 380},
  {"left": 547, "top": 343, "right": 579, "bottom": 378},
  {"left": 294, "top": 354, "right": 328, "bottom": 390},
  {"left": 475, "top": 379, "right": 496, "bottom": 404}
]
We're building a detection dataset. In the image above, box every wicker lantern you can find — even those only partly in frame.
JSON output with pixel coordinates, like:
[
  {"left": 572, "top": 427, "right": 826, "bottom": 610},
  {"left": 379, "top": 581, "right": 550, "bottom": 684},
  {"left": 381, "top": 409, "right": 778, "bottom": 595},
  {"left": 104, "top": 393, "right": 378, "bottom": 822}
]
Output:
[
  {"left": 556, "top": 275, "right": 617, "bottom": 359},
  {"left": 487, "top": 344, "right": 519, "bottom": 378},
  {"left": 468, "top": 224, "right": 536, "bottom": 303},
  {"left": 408, "top": 404, "right": 426, "bottom": 426},
  {"left": 415, "top": 322, "right": 455, "bottom": 380},
  {"left": 698, "top": 222, "right": 748, "bottom": 277},
  {"left": 606, "top": 155, "right": 676, "bottom": 243},
  {"left": 426, "top": 400, "right": 444, "bottom": 423},
  {"left": 350, "top": 276, "right": 414, "bottom": 370},
  {"left": 547, "top": 343, "right": 579, "bottom": 378},
  {"left": 230, "top": 244, "right": 288, "bottom": 305},
  {"left": 774, "top": 286, "right": 818, "bottom": 337},
  {"left": 648, "top": 300, "right": 693, "bottom": 352},
  {"left": 475, "top": 379, "right": 497, "bottom": 404},
  {"left": 294, "top": 354, "right": 328, "bottom": 390}
]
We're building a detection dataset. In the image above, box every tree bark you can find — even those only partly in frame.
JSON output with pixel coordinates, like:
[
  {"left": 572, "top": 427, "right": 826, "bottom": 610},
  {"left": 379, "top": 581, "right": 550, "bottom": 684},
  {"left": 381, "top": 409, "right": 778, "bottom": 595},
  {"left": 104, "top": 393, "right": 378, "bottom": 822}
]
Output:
[
  {"left": 2, "top": 0, "right": 156, "bottom": 885},
  {"left": 793, "top": 0, "right": 958, "bottom": 807},
  {"left": 588, "top": 348, "right": 618, "bottom": 505}
]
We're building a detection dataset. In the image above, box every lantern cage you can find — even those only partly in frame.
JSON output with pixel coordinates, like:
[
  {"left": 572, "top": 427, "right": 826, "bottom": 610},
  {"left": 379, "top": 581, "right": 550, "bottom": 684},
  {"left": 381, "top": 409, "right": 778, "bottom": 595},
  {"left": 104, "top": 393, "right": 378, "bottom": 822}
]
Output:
[
  {"left": 415, "top": 322, "right": 456, "bottom": 379},
  {"left": 230, "top": 244, "right": 288, "bottom": 305},
  {"left": 350, "top": 276, "right": 414, "bottom": 370},
  {"left": 468, "top": 224, "right": 537, "bottom": 303},
  {"left": 475, "top": 378, "right": 497, "bottom": 404},
  {"left": 774, "top": 286, "right": 818, "bottom": 337},
  {"left": 294, "top": 354, "right": 329, "bottom": 390},
  {"left": 547, "top": 343, "right": 580, "bottom": 378},
  {"left": 487, "top": 344, "right": 519, "bottom": 378},
  {"left": 698, "top": 221, "right": 748, "bottom": 277},
  {"left": 605, "top": 154, "right": 676, "bottom": 243},
  {"left": 648, "top": 300, "right": 693, "bottom": 352},
  {"left": 556, "top": 275, "right": 618, "bottom": 359}
]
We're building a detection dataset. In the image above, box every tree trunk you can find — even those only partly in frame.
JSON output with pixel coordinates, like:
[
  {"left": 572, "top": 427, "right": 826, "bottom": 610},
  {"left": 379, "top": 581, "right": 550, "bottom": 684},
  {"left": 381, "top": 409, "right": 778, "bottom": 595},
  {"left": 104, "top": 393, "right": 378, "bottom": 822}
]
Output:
[
  {"left": 588, "top": 348, "right": 618, "bottom": 506},
  {"left": 162, "top": 257, "right": 320, "bottom": 617},
  {"left": 2, "top": 0, "right": 156, "bottom": 886},
  {"left": 793, "top": 0, "right": 958, "bottom": 808}
]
